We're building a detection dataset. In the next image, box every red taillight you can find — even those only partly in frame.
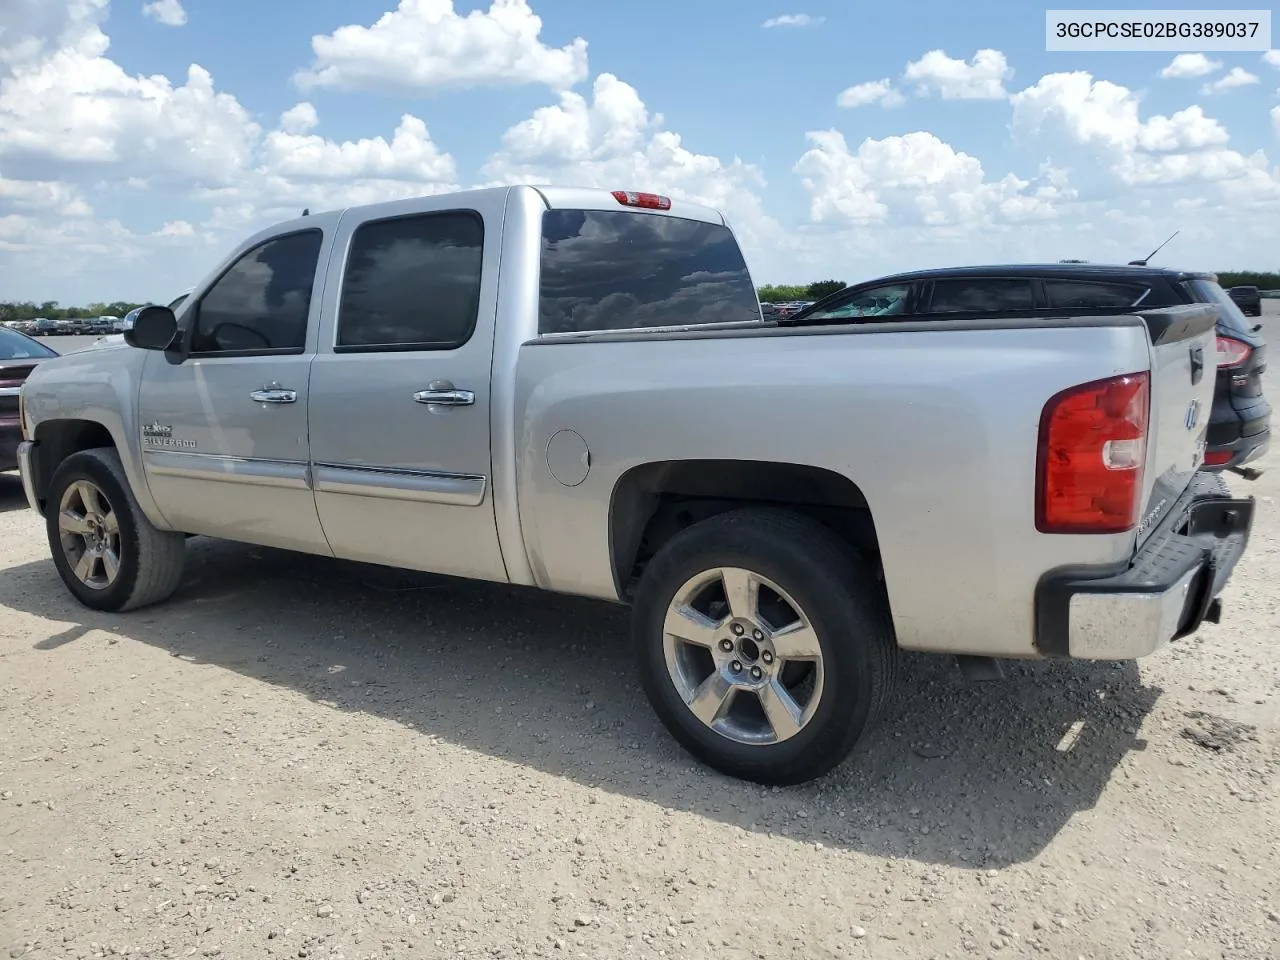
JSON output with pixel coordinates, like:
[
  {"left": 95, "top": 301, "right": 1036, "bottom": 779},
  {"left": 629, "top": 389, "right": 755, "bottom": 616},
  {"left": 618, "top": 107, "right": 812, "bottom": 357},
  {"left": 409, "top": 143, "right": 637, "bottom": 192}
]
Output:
[
  {"left": 1036, "top": 372, "right": 1150, "bottom": 534},
  {"left": 611, "top": 190, "right": 671, "bottom": 210},
  {"left": 1203, "top": 449, "right": 1233, "bottom": 466},
  {"left": 1216, "top": 336, "right": 1251, "bottom": 369}
]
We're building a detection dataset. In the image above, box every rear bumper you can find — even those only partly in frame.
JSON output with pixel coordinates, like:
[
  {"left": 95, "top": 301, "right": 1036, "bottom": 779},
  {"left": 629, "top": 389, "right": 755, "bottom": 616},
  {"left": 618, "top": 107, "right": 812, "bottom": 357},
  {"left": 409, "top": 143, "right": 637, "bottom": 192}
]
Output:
[
  {"left": 1036, "top": 473, "right": 1254, "bottom": 660},
  {"left": 1205, "top": 397, "right": 1270, "bottom": 472},
  {"left": 1205, "top": 429, "right": 1270, "bottom": 472}
]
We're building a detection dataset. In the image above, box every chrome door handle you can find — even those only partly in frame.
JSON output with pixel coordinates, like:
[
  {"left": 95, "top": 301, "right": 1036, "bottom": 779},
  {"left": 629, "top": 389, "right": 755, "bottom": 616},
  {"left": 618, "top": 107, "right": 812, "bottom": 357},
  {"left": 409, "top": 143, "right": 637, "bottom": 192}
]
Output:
[
  {"left": 413, "top": 381, "right": 475, "bottom": 406},
  {"left": 250, "top": 387, "right": 297, "bottom": 404}
]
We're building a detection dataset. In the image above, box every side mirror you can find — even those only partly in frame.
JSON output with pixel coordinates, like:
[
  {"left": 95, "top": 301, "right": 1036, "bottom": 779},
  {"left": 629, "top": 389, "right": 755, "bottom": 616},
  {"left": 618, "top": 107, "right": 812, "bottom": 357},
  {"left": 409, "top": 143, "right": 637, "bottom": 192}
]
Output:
[{"left": 124, "top": 305, "right": 178, "bottom": 351}]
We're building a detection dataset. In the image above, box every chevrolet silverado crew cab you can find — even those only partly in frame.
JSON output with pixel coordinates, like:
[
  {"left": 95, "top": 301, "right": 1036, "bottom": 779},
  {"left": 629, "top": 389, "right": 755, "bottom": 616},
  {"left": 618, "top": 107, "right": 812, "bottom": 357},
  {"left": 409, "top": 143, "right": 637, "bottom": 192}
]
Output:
[{"left": 15, "top": 186, "right": 1256, "bottom": 785}]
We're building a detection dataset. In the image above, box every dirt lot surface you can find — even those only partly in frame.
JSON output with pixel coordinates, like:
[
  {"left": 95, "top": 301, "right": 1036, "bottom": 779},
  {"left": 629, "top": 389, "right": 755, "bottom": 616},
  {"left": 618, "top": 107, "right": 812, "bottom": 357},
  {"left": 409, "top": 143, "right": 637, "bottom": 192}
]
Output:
[{"left": 2, "top": 312, "right": 1279, "bottom": 959}]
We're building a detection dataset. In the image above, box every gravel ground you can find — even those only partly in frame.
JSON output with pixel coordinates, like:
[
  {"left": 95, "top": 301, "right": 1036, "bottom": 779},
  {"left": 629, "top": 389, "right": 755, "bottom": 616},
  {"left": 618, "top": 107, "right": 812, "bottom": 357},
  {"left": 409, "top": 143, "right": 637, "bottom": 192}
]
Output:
[{"left": 2, "top": 311, "right": 1278, "bottom": 960}]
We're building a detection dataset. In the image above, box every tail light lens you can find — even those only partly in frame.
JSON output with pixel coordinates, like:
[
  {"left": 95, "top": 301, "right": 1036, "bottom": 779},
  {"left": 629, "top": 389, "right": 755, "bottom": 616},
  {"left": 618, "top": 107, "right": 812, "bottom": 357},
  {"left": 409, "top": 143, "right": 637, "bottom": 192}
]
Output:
[
  {"left": 1037, "top": 372, "right": 1150, "bottom": 534},
  {"left": 1216, "top": 336, "right": 1252, "bottom": 369}
]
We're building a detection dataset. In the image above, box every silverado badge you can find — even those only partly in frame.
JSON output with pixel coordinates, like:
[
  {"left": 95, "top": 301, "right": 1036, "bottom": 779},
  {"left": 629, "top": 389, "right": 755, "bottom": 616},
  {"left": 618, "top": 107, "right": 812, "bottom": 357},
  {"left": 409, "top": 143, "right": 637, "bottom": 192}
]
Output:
[{"left": 142, "top": 421, "right": 196, "bottom": 449}]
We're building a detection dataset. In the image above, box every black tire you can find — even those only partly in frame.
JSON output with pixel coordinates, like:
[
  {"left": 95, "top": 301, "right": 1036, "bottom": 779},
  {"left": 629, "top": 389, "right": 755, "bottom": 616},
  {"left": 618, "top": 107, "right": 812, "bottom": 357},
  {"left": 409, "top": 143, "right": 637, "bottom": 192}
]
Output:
[
  {"left": 631, "top": 508, "right": 898, "bottom": 785},
  {"left": 45, "top": 446, "right": 186, "bottom": 612}
]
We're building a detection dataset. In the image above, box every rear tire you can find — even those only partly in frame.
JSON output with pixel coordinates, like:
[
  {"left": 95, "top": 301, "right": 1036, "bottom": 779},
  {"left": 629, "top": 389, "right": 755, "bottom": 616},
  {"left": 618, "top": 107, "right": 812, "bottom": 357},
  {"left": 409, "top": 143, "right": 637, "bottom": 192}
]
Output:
[
  {"left": 45, "top": 447, "right": 186, "bottom": 612},
  {"left": 631, "top": 508, "right": 898, "bottom": 785}
]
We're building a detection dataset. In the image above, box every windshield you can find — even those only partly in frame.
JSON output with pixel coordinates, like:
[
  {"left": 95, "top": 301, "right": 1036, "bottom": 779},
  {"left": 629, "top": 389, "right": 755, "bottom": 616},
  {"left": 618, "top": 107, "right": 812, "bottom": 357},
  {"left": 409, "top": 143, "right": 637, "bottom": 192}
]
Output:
[
  {"left": 0, "top": 327, "right": 57, "bottom": 360},
  {"left": 1182, "top": 278, "right": 1253, "bottom": 335}
]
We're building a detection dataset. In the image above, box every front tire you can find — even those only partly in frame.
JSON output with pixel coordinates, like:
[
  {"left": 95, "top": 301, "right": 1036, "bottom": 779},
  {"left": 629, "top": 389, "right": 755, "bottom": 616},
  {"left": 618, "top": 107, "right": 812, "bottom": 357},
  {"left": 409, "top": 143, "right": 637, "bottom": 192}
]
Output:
[
  {"left": 631, "top": 508, "right": 898, "bottom": 785},
  {"left": 45, "top": 447, "right": 186, "bottom": 612}
]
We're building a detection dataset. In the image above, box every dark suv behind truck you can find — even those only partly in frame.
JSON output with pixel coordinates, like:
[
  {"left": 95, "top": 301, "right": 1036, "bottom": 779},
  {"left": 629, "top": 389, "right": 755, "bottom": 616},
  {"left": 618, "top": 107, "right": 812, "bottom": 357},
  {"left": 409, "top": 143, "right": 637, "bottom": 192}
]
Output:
[
  {"left": 1228, "top": 285, "right": 1262, "bottom": 317},
  {"left": 788, "top": 263, "right": 1270, "bottom": 476}
]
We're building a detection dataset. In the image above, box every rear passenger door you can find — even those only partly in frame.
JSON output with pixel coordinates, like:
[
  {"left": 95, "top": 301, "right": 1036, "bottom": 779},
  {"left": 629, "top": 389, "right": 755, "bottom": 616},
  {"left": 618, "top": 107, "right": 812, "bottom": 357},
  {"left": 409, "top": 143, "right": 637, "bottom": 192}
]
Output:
[{"left": 307, "top": 194, "right": 508, "bottom": 583}]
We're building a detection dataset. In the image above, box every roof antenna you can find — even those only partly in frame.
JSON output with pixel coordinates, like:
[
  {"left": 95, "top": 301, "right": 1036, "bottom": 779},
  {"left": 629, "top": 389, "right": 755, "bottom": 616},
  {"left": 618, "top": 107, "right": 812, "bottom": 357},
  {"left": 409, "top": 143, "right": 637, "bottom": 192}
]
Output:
[
  {"left": 1128, "top": 229, "right": 1179, "bottom": 266},
  {"left": 301, "top": 208, "right": 310, "bottom": 217}
]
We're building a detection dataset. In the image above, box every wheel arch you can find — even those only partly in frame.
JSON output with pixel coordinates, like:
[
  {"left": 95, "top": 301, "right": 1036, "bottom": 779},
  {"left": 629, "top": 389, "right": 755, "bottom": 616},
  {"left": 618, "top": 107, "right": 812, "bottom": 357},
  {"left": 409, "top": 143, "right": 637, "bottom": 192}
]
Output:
[
  {"left": 608, "top": 458, "right": 883, "bottom": 600},
  {"left": 26, "top": 419, "right": 168, "bottom": 530}
]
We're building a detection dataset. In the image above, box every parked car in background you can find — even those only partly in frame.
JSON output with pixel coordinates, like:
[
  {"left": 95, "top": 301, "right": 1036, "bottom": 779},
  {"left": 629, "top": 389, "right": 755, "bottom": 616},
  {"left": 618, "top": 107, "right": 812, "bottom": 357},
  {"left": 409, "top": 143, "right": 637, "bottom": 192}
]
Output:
[
  {"left": 1228, "top": 285, "right": 1262, "bottom": 317},
  {"left": 15, "top": 186, "right": 1254, "bottom": 785},
  {"left": 0, "top": 326, "right": 58, "bottom": 470},
  {"left": 790, "top": 263, "right": 1270, "bottom": 476},
  {"left": 30, "top": 318, "right": 60, "bottom": 336}
]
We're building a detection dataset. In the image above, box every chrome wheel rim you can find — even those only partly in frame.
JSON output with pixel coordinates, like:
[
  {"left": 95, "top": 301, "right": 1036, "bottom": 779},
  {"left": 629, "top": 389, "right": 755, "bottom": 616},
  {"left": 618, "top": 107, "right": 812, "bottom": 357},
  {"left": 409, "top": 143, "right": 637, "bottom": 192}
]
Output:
[
  {"left": 57, "top": 480, "right": 122, "bottom": 591},
  {"left": 663, "top": 567, "right": 825, "bottom": 745}
]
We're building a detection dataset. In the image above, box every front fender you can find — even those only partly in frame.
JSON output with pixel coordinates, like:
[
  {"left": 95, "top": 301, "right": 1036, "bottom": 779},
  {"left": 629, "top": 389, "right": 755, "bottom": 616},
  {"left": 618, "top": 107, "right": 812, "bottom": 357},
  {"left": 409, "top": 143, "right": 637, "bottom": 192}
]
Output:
[{"left": 23, "top": 348, "right": 172, "bottom": 531}]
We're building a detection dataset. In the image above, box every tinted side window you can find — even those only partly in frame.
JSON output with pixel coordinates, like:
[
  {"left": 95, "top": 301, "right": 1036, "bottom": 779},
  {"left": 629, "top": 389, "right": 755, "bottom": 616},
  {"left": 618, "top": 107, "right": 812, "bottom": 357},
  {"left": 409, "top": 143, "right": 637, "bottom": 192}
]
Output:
[
  {"left": 539, "top": 210, "right": 759, "bottom": 335},
  {"left": 928, "top": 279, "right": 1035, "bottom": 314},
  {"left": 805, "top": 283, "right": 911, "bottom": 321},
  {"left": 191, "top": 231, "right": 323, "bottom": 354},
  {"left": 337, "top": 212, "right": 484, "bottom": 350},
  {"left": 1044, "top": 279, "right": 1147, "bottom": 309}
]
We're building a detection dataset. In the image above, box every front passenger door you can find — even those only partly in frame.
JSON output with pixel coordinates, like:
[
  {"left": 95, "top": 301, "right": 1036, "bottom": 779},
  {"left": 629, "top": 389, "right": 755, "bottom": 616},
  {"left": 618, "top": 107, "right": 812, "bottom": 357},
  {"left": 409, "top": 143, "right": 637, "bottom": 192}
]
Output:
[{"left": 138, "top": 225, "right": 333, "bottom": 555}]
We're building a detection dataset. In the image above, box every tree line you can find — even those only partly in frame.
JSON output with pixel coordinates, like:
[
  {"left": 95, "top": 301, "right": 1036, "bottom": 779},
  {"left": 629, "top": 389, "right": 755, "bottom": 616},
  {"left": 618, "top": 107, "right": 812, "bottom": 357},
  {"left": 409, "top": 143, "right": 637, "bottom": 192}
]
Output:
[
  {"left": 758, "top": 281, "right": 846, "bottom": 303},
  {"left": 0, "top": 301, "right": 145, "bottom": 322}
]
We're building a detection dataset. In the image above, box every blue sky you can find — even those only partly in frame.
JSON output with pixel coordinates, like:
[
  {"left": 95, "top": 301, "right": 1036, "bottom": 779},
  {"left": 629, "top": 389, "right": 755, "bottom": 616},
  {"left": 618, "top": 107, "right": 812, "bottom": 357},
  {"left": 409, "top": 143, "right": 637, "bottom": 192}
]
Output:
[{"left": 1, "top": 0, "right": 1278, "bottom": 305}]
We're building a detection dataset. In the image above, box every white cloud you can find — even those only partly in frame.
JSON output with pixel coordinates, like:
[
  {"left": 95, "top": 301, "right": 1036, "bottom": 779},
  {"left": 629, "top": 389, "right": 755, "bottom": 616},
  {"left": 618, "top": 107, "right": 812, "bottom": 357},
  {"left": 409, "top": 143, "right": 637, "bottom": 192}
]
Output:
[
  {"left": 0, "top": 174, "right": 92, "bottom": 217},
  {"left": 0, "top": 0, "right": 108, "bottom": 71},
  {"left": 1160, "top": 53, "right": 1221, "bottom": 79},
  {"left": 1263, "top": 50, "right": 1280, "bottom": 68},
  {"left": 0, "top": 4, "right": 259, "bottom": 187},
  {"left": 294, "top": 0, "right": 588, "bottom": 94},
  {"left": 761, "top": 14, "right": 824, "bottom": 28},
  {"left": 155, "top": 220, "right": 194, "bottom": 237},
  {"left": 262, "top": 113, "right": 456, "bottom": 184},
  {"left": 1011, "top": 72, "right": 1232, "bottom": 180},
  {"left": 794, "top": 130, "right": 1065, "bottom": 227},
  {"left": 141, "top": 0, "right": 186, "bottom": 27},
  {"left": 902, "top": 49, "right": 1012, "bottom": 100},
  {"left": 0, "top": 2, "right": 469, "bottom": 281},
  {"left": 1272, "top": 105, "right": 1280, "bottom": 137},
  {"left": 836, "top": 79, "right": 905, "bottom": 109},
  {"left": 279, "top": 102, "right": 319, "bottom": 135},
  {"left": 1200, "top": 67, "right": 1259, "bottom": 95},
  {"left": 1009, "top": 69, "right": 1280, "bottom": 214}
]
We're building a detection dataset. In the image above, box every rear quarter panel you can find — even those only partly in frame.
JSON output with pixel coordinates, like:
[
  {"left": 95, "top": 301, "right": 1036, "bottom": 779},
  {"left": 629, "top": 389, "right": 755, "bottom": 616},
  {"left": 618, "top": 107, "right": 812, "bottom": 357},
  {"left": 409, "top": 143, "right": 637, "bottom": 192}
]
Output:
[{"left": 512, "top": 320, "right": 1155, "bottom": 658}]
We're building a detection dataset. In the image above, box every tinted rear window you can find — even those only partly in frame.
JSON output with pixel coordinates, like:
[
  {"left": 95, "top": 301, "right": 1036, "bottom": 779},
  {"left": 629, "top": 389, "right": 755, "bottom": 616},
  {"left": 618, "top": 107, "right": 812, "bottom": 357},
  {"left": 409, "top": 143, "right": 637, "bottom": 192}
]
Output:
[
  {"left": 1183, "top": 278, "right": 1252, "bottom": 335},
  {"left": 538, "top": 209, "right": 759, "bottom": 335},
  {"left": 928, "top": 278, "right": 1035, "bottom": 314}
]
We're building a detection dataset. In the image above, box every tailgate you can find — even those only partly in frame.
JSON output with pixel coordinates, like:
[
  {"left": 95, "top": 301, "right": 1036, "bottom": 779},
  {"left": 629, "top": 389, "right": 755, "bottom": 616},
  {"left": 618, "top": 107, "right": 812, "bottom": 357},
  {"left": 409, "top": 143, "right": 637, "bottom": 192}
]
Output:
[{"left": 1134, "top": 305, "right": 1219, "bottom": 546}]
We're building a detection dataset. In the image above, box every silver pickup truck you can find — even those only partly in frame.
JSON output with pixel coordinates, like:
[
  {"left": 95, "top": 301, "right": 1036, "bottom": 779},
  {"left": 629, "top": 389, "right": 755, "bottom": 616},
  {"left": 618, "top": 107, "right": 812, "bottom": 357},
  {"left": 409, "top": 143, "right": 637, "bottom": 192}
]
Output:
[{"left": 14, "top": 185, "right": 1256, "bottom": 784}]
